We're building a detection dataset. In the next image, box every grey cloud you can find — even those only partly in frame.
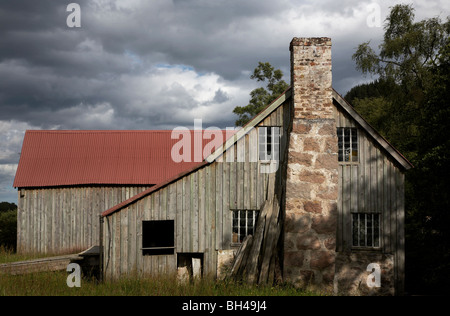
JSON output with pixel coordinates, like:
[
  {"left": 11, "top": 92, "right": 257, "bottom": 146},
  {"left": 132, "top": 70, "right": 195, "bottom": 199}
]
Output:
[
  {"left": 1, "top": 0, "right": 447, "bottom": 204},
  {"left": 212, "top": 89, "right": 229, "bottom": 104}
]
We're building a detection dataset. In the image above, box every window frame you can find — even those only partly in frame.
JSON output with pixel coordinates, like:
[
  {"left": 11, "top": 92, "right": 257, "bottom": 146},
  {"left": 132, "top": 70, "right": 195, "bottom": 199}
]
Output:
[
  {"left": 231, "top": 209, "right": 260, "bottom": 246},
  {"left": 337, "top": 127, "right": 359, "bottom": 164},
  {"left": 141, "top": 220, "right": 175, "bottom": 256},
  {"left": 258, "top": 126, "right": 281, "bottom": 163},
  {"left": 351, "top": 212, "right": 382, "bottom": 250}
]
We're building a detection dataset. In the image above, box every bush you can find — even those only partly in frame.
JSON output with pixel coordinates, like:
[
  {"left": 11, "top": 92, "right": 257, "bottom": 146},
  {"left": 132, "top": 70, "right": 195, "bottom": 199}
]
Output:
[
  {"left": 0, "top": 209, "right": 17, "bottom": 251},
  {"left": 0, "top": 202, "right": 17, "bottom": 213}
]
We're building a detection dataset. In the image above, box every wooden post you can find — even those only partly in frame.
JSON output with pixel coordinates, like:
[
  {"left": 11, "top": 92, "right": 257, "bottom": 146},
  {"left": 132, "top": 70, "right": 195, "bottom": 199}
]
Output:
[{"left": 99, "top": 215, "right": 104, "bottom": 282}]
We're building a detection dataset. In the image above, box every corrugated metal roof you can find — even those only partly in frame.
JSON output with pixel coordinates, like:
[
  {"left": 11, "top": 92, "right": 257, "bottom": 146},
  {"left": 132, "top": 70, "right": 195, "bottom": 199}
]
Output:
[{"left": 14, "top": 130, "right": 231, "bottom": 188}]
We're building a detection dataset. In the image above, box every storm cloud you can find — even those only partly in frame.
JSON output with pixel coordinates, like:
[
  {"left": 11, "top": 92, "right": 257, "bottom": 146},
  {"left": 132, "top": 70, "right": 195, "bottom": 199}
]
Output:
[{"left": 0, "top": 0, "right": 448, "bottom": 202}]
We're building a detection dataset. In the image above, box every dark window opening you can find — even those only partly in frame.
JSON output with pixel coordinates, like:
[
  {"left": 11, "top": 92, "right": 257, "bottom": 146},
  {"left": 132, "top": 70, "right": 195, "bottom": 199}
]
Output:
[
  {"left": 177, "top": 253, "right": 204, "bottom": 279},
  {"left": 267, "top": 128, "right": 272, "bottom": 157},
  {"left": 142, "top": 220, "right": 174, "bottom": 255}
]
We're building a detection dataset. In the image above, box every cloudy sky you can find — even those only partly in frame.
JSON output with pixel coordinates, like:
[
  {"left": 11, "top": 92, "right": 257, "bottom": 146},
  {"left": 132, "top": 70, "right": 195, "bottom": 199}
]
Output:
[{"left": 0, "top": 0, "right": 448, "bottom": 203}]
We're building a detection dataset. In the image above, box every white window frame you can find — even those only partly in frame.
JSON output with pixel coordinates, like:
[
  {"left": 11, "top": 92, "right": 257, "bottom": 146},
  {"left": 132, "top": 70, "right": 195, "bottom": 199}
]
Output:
[
  {"left": 337, "top": 127, "right": 358, "bottom": 163},
  {"left": 258, "top": 126, "right": 280, "bottom": 162}
]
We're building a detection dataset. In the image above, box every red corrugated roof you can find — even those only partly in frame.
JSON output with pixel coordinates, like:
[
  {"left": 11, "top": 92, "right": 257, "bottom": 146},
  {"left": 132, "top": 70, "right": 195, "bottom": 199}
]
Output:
[{"left": 14, "top": 130, "right": 231, "bottom": 188}]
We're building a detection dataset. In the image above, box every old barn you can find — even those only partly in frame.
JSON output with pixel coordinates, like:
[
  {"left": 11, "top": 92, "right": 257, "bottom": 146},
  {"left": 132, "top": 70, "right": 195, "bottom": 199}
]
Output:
[
  {"left": 13, "top": 130, "right": 226, "bottom": 254},
  {"left": 14, "top": 37, "right": 412, "bottom": 295}
]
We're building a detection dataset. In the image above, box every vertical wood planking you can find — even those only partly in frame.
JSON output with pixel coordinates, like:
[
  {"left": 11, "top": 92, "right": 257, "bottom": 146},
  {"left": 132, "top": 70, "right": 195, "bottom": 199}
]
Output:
[
  {"left": 222, "top": 155, "right": 231, "bottom": 249},
  {"left": 337, "top": 165, "right": 343, "bottom": 252},
  {"left": 383, "top": 157, "right": 390, "bottom": 252},
  {"left": 183, "top": 176, "right": 190, "bottom": 252},
  {"left": 343, "top": 166, "right": 351, "bottom": 249},
  {"left": 215, "top": 160, "right": 223, "bottom": 250},
  {"left": 198, "top": 169, "right": 206, "bottom": 253},
  {"left": 192, "top": 171, "right": 199, "bottom": 253},
  {"left": 396, "top": 171, "right": 405, "bottom": 294}
]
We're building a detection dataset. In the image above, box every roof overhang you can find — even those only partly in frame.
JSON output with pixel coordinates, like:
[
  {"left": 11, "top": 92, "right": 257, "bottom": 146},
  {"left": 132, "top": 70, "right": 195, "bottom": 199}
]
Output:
[{"left": 332, "top": 90, "right": 413, "bottom": 171}]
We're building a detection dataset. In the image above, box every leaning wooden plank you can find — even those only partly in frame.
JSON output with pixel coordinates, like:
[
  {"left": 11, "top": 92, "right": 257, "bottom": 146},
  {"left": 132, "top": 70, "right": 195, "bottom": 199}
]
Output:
[
  {"left": 258, "top": 196, "right": 280, "bottom": 284},
  {"left": 245, "top": 207, "right": 268, "bottom": 285},
  {"left": 228, "top": 235, "right": 253, "bottom": 279},
  {"left": 258, "top": 195, "right": 276, "bottom": 280},
  {"left": 236, "top": 235, "right": 254, "bottom": 279},
  {"left": 269, "top": 216, "right": 283, "bottom": 285},
  {"left": 266, "top": 172, "right": 276, "bottom": 201},
  {"left": 267, "top": 249, "right": 278, "bottom": 286}
]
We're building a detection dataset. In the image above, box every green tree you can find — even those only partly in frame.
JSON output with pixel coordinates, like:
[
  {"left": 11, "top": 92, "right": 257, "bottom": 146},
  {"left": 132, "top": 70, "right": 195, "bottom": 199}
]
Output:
[
  {"left": 406, "top": 39, "right": 450, "bottom": 294},
  {"left": 233, "top": 62, "right": 289, "bottom": 126},
  {"left": 352, "top": 4, "right": 449, "bottom": 160},
  {"left": 0, "top": 202, "right": 17, "bottom": 213},
  {"left": 0, "top": 204, "right": 17, "bottom": 251},
  {"left": 350, "top": 4, "right": 450, "bottom": 294}
]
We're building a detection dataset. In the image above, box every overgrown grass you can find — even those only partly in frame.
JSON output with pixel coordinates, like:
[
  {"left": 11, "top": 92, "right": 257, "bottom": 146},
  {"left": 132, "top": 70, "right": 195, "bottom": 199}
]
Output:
[
  {"left": 0, "top": 248, "right": 323, "bottom": 296},
  {"left": 0, "top": 271, "right": 322, "bottom": 296},
  {"left": 0, "top": 246, "right": 76, "bottom": 264}
]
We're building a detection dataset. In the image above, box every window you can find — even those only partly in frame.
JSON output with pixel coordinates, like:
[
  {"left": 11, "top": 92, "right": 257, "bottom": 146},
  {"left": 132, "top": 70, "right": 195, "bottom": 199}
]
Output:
[
  {"left": 337, "top": 127, "right": 358, "bottom": 162},
  {"left": 352, "top": 213, "right": 380, "bottom": 248},
  {"left": 232, "top": 210, "right": 260, "bottom": 244},
  {"left": 142, "top": 220, "right": 175, "bottom": 255},
  {"left": 259, "top": 127, "right": 280, "bottom": 161}
]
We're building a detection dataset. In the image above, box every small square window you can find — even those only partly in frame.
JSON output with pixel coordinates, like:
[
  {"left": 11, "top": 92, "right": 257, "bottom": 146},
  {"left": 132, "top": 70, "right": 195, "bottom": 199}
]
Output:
[
  {"left": 337, "top": 127, "right": 358, "bottom": 162},
  {"left": 142, "top": 220, "right": 174, "bottom": 255},
  {"left": 352, "top": 213, "right": 380, "bottom": 248},
  {"left": 232, "top": 210, "right": 259, "bottom": 244}
]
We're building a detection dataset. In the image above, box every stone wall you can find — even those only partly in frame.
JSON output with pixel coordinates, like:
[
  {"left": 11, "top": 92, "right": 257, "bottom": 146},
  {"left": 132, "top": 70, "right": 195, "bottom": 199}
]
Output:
[
  {"left": 334, "top": 252, "right": 395, "bottom": 296},
  {"left": 284, "top": 37, "right": 338, "bottom": 289}
]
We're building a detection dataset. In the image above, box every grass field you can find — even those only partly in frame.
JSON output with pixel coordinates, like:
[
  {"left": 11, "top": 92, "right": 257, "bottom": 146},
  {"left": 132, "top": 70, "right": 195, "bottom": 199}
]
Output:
[
  {"left": 0, "top": 271, "right": 322, "bottom": 296},
  {"left": 0, "top": 248, "right": 322, "bottom": 296}
]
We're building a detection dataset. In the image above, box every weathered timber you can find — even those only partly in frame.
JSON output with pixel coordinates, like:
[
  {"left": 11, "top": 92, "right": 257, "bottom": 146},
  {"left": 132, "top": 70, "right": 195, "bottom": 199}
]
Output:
[
  {"left": 228, "top": 235, "right": 252, "bottom": 279},
  {"left": 259, "top": 196, "right": 281, "bottom": 284},
  {"left": 0, "top": 254, "right": 81, "bottom": 275},
  {"left": 227, "top": 179, "right": 283, "bottom": 286},
  {"left": 245, "top": 211, "right": 267, "bottom": 285}
]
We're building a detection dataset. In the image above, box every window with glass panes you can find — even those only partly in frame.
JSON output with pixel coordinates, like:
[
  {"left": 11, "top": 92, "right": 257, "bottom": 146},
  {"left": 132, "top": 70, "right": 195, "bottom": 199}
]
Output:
[
  {"left": 232, "top": 210, "right": 260, "bottom": 244},
  {"left": 352, "top": 213, "right": 380, "bottom": 248},
  {"left": 337, "top": 127, "right": 358, "bottom": 162},
  {"left": 259, "top": 127, "right": 280, "bottom": 161}
]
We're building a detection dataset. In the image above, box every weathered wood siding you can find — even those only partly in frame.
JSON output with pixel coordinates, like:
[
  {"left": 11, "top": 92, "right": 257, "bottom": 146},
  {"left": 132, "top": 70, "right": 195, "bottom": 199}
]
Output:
[
  {"left": 17, "top": 186, "right": 151, "bottom": 254},
  {"left": 103, "top": 101, "right": 292, "bottom": 279},
  {"left": 334, "top": 103, "right": 405, "bottom": 294}
]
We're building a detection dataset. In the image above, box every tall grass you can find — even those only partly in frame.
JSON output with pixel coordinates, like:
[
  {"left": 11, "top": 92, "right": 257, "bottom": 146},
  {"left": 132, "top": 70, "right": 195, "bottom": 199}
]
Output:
[
  {"left": 0, "top": 246, "right": 76, "bottom": 264},
  {"left": 0, "top": 271, "right": 321, "bottom": 296},
  {"left": 0, "top": 248, "right": 322, "bottom": 296}
]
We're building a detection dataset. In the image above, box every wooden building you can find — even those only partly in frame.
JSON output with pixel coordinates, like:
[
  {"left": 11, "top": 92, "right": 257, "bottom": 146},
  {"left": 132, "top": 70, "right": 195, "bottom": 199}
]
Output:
[
  {"left": 13, "top": 130, "right": 225, "bottom": 254},
  {"left": 14, "top": 37, "right": 412, "bottom": 295}
]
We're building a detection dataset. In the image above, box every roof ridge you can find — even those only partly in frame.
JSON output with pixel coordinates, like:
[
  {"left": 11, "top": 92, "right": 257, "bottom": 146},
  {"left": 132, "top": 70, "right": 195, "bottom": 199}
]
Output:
[{"left": 25, "top": 129, "right": 226, "bottom": 133}]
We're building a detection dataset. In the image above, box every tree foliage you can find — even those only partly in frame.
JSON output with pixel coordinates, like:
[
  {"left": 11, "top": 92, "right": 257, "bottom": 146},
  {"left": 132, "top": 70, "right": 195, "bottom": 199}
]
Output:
[
  {"left": 233, "top": 62, "right": 288, "bottom": 126},
  {"left": 0, "top": 202, "right": 17, "bottom": 251},
  {"left": 0, "top": 202, "right": 17, "bottom": 213},
  {"left": 350, "top": 4, "right": 450, "bottom": 294}
]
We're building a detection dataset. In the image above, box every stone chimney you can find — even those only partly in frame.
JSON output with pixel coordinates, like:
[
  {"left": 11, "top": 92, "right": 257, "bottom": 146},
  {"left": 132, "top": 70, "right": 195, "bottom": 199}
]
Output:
[{"left": 283, "top": 37, "right": 338, "bottom": 288}]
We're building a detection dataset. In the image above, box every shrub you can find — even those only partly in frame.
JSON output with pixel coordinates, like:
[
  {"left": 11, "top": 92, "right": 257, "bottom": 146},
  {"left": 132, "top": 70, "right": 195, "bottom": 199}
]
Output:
[{"left": 0, "top": 210, "right": 17, "bottom": 251}]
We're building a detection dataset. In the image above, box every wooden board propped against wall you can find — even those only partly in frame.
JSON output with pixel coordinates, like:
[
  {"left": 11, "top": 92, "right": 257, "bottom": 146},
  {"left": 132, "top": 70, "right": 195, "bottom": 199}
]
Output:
[{"left": 226, "top": 173, "right": 283, "bottom": 285}]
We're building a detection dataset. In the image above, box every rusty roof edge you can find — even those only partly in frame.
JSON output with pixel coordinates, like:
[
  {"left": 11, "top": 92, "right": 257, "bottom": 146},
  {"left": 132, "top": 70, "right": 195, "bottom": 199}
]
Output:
[{"left": 102, "top": 90, "right": 293, "bottom": 217}]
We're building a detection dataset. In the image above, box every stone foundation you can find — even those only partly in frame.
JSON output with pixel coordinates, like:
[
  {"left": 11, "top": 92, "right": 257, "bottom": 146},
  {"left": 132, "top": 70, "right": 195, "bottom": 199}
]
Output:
[{"left": 334, "top": 252, "right": 395, "bottom": 296}]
